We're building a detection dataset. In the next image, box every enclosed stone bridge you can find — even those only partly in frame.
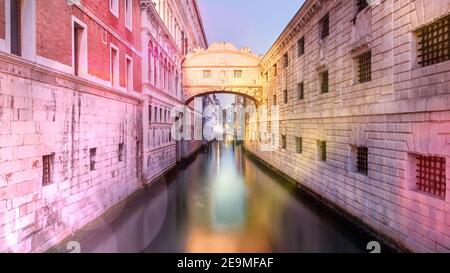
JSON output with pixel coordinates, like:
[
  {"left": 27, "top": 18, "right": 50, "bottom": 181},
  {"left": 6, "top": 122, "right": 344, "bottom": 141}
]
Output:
[{"left": 182, "top": 43, "right": 263, "bottom": 105}]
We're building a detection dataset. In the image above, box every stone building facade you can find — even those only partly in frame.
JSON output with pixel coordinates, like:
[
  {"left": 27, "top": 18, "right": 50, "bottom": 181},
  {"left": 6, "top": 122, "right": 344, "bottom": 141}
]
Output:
[
  {"left": 245, "top": 0, "right": 450, "bottom": 252},
  {"left": 0, "top": 0, "right": 207, "bottom": 252}
]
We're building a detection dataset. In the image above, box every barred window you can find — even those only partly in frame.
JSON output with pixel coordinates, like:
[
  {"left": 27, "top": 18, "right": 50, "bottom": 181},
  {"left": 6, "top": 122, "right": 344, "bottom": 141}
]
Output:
[
  {"left": 296, "top": 137, "right": 303, "bottom": 154},
  {"left": 273, "top": 64, "right": 278, "bottom": 76},
  {"left": 118, "top": 143, "right": 124, "bottom": 162},
  {"left": 357, "top": 51, "right": 372, "bottom": 83},
  {"left": 320, "top": 70, "right": 329, "bottom": 94},
  {"left": 283, "top": 53, "right": 289, "bottom": 68},
  {"left": 318, "top": 141, "right": 327, "bottom": 161},
  {"left": 414, "top": 155, "right": 446, "bottom": 198},
  {"left": 42, "top": 154, "right": 55, "bottom": 186},
  {"left": 320, "top": 13, "right": 330, "bottom": 39},
  {"left": 357, "top": 0, "right": 369, "bottom": 14},
  {"left": 356, "top": 147, "right": 369, "bottom": 175},
  {"left": 90, "top": 148, "right": 97, "bottom": 171},
  {"left": 234, "top": 70, "right": 243, "bottom": 78},
  {"left": 281, "top": 135, "right": 287, "bottom": 149},
  {"left": 283, "top": 90, "right": 288, "bottom": 103},
  {"left": 298, "top": 82, "right": 304, "bottom": 100},
  {"left": 298, "top": 37, "right": 305, "bottom": 57},
  {"left": 417, "top": 15, "right": 450, "bottom": 67}
]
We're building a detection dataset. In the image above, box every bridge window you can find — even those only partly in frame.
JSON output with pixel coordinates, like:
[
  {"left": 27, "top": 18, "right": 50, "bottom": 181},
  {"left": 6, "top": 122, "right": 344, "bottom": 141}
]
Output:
[
  {"left": 296, "top": 137, "right": 303, "bottom": 154},
  {"left": 320, "top": 70, "right": 329, "bottom": 94},
  {"left": 357, "top": 51, "right": 372, "bottom": 83},
  {"left": 234, "top": 70, "right": 243, "bottom": 78},
  {"left": 283, "top": 90, "right": 288, "bottom": 103},
  {"left": 203, "top": 70, "right": 212, "bottom": 79},
  {"left": 317, "top": 141, "right": 327, "bottom": 162},
  {"left": 298, "top": 37, "right": 305, "bottom": 57},
  {"left": 416, "top": 15, "right": 450, "bottom": 67},
  {"left": 320, "top": 13, "right": 330, "bottom": 39},
  {"left": 42, "top": 154, "right": 55, "bottom": 186},
  {"left": 298, "top": 82, "right": 304, "bottom": 100}
]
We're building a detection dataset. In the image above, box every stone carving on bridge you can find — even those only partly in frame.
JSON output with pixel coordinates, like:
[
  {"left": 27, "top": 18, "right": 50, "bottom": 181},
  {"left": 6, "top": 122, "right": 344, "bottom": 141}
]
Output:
[{"left": 182, "top": 42, "right": 263, "bottom": 104}]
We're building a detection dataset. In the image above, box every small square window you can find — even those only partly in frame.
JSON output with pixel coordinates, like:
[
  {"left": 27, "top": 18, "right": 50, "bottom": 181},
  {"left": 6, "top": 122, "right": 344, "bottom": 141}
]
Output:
[
  {"left": 416, "top": 15, "right": 450, "bottom": 67},
  {"left": 298, "top": 37, "right": 305, "bottom": 57},
  {"left": 318, "top": 140, "right": 327, "bottom": 161},
  {"left": 320, "top": 70, "right": 329, "bottom": 94},
  {"left": 281, "top": 135, "right": 287, "bottom": 149},
  {"left": 90, "top": 148, "right": 97, "bottom": 171},
  {"left": 283, "top": 90, "right": 288, "bottom": 103},
  {"left": 203, "top": 70, "right": 212, "bottom": 79},
  {"left": 357, "top": 51, "right": 372, "bottom": 83},
  {"left": 234, "top": 70, "right": 243, "bottom": 78},
  {"left": 411, "top": 155, "right": 447, "bottom": 198},
  {"left": 320, "top": 13, "right": 330, "bottom": 39},
  {"left": 298, "top": 82, "right": 304, "bottom": 100},
  {"left": 296, "top": 137, "right": 302, "bottom": 154},
  {"left": 42, "top": 154, "right": 55, "bottom": 186}
]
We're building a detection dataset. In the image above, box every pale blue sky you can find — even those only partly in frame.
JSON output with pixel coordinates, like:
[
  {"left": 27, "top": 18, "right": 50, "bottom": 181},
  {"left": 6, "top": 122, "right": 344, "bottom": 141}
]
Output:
[{"left": 197, "top": 0, "right": 304, "bottom": 55}]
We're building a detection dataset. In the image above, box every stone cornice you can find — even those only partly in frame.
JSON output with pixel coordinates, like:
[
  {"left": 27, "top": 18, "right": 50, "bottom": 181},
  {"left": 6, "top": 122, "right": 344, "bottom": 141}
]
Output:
[{"left": 261, "top": 0, "right": 340, "bottom": 69}]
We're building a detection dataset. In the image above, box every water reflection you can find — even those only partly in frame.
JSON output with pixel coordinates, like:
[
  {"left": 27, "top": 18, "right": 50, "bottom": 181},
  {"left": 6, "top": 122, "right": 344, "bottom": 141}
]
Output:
[{"left": 68, "top": 142, "right": 365, "bottom": 253}]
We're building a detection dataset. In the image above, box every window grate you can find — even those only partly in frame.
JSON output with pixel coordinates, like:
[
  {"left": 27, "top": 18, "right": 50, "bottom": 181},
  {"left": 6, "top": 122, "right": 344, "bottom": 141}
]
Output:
[
  {"left": 357, "top": 0, "right": 369, "bottom": 14},
  {"left": 298, "top": 82, "right": 304, "bottom": 100},
  {"left": 42, "top": 154, "right": 55, "bottom": 186},
  {"left": 319, "top": 141, "right": 327, "bottom": 161},
  {"left": 358, "top": 51, "right": 372, "bottom": 83},
  {"left": 298, "top": 37, "right": 305, "bottom": 57},
  {"left": 283, "top": 53, "right": 289, "bottom": 68},
  {"left": 357, "top": 147, "right": 368, "bottom": 175},
  {"left": 416, "top": 155, "right": 446, "bottom": 198},
  {"left": 320, "top": 70, "right": 329, "bottom": 94},
  {"left": 417, "top": 15, "right": 450, "bottom": 67},
  {"left": 321, "top": 13, "right": 330, "bottom": 39}
]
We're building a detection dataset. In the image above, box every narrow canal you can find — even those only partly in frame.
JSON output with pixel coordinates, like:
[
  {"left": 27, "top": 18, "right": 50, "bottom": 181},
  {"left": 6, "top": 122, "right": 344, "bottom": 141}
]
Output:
[{"left": 63, "top": 142, "right": 369, "bottom": 253}]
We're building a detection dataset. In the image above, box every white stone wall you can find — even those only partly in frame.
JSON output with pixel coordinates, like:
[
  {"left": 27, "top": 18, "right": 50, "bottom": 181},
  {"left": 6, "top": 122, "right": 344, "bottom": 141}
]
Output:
[
  {"left": 0, "top": 58, "right": 142, "bottom": 252},
  {"left": 245, "top": 0, "right": 450, "bottom": 252}
]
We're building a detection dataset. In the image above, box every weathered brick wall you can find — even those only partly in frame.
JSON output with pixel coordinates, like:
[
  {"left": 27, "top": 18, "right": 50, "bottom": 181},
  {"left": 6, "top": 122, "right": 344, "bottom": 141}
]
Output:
[
  {"left": 245, "top": 0, "right": 450, "bottom": 252},
  {"left": 0, "top": 56, "right": 143, "bottom": 252}
]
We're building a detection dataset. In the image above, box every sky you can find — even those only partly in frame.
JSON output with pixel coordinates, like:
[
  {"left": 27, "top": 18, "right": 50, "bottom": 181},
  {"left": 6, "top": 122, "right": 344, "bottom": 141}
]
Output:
[
  {"left": 197, "top": 0, "right": 304, "bottom": 106},
  {"left": 197, "top": 0, "right": 305, "bottom": 56}
]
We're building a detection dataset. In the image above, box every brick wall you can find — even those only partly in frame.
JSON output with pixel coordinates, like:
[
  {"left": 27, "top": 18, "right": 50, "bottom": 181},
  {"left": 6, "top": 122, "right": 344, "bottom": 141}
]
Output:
[
  {"left": 0, "top": 55, "right": 143, "bottom": 252},
  {"left": 245, "top": 0, "right": 450, "bottom": 252}
]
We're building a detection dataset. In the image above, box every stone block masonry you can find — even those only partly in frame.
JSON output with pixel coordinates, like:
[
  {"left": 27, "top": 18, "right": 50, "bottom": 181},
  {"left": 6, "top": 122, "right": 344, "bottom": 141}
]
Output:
[
  {"left": 245, "top": 0, "right": 450, "bottom": 252},
  {"left": 0, "top": 55, "right": 142, "bottom": 253}
]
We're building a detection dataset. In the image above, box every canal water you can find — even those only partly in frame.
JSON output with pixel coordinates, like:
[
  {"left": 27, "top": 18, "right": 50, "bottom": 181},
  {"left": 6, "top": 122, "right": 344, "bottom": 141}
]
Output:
[{"left": 65, "top": 142, "right": 368, "bottom": 253}]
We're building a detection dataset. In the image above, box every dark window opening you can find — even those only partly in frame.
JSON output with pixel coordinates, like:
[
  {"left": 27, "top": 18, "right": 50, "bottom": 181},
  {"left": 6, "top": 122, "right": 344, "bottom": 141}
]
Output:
[
  {"left": 415, "top": 155, "right": 446, "bottom": 198},
  {"left": 320, "top": 70, "right": 329, "bottom": 94},
  {"left": 298, "top": 37, "right": 305, "bottom": 57},
  {"left": 318, "top": 141, "right": 327, "bottom": 161},
  {"left": 281, "top": 135, "right": 287, "bottom": 149},
  {"left": 320, "top": 13, "right": 330, "bottom": 39},
  {"left": 283, "top": 90, "right": 288, "bottom": 103},
  {"left": 417, "top": 15, "right": 450, "bottom": 67},
  {"left": 357, "top": 51, "right": 372, "bottom": 83},
  {"left": 357, "top": 0, "right": 369, "bottom": 14},
  {"left": 273, "top": 95, "right": 277, "bottom": 105},
  {"left": 118, "top": 143, "right": 124, "bottom": 162},
  {"left": 90, "top": 148, "right": 97, "bottom": 171},
  {"left": 357, "top": 147, "right": 369, "bottom": 175},
  {"left": 10, "top": 0, "right": 21, "bottom": 56},
  {"left": 296, "top": 137, "right": 302, "bottom": 154},
  {"left": 298, "top": 82, "right": 304, "bottom": 100},
  {"left": 42, "top": 154, "right": 55, "bottom": 186},
  {"left": 283, "top": 53, "right": 289, "bottom": 68}
]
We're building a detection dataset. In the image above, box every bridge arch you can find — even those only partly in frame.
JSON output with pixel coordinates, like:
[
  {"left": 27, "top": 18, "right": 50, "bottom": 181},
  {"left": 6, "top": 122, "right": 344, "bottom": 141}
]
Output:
[{"left": 182, "top": 43, "right": 263, "bottom": 104}]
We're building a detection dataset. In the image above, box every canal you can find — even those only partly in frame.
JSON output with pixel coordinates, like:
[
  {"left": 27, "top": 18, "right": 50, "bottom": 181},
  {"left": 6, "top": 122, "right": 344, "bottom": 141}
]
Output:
[{"left": 61, "top": 142, "right": 369, "bottom": 253}]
